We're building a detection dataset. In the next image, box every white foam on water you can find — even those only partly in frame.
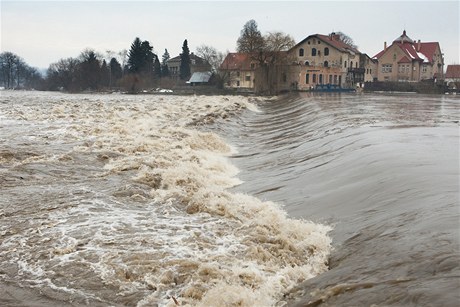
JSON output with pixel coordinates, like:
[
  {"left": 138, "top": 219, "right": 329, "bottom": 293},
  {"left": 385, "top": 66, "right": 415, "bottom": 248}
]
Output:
[{"left": 0, "top": 91, "right": 332, "bottom": 306}]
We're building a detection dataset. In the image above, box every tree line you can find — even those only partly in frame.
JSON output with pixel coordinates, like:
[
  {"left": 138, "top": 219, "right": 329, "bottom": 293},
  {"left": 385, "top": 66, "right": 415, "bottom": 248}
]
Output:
[
  {"left": 0, "top": 37, "right": 193, "bottom": 92},
  {"left": 0, "top": 19, "right": 356, "bottom": 93}
]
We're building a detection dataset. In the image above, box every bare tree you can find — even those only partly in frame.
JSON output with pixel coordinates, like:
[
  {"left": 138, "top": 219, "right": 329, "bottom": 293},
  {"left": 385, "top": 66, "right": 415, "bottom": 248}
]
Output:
[
  {"left": 331, "top": 31, "right": 358, "bottom": 49},
  {"left": 195, "top": 44, "right": 226, "bottom": 73},
  {"left": 253, "top": 31, "right": 296, "bottom": 95},
  {"left": 264, "top": 31, "right": 295, "bottom": 52}
]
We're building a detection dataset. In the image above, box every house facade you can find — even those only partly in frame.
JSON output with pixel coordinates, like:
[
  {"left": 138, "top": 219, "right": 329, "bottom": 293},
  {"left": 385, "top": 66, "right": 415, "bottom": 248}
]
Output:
[
  {"left": 287, "top": 33, "right": 365, "bottom": 90},
  {"left": 220, "top": 53, "right": 258, "bottom": 90},
  {"left": 445, "top": 65, "right": 460, "bottom": 90},
  {"left": 167, "top": 53, "right": 212, "bottom": 80},
  {"left": 373, "top": 30, "right": 444, "bottom": 82}
]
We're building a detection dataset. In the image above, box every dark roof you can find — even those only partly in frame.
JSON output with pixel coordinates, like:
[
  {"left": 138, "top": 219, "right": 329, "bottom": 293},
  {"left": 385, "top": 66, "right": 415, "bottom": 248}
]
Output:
[
  {"left": 445, "top": 65, "right": 460, "bottom": 78},
  {"left": 393, "top": 30, "right": 414, "bottom": 44},
  {"left": 188, "top": 71, "right": 212, "bottom": 83},
  {"left": 167, "top": 53, "right": 207, "bottom": 64}
]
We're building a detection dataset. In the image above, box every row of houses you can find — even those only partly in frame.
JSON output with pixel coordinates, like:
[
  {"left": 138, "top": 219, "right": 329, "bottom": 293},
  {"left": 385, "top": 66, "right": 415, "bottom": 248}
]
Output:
[
  {"left": 166, "top": 30, "right": 458, "bottom": 92},
  {"left": 220, "top": 30, "right": 447, "bottom": 92}
]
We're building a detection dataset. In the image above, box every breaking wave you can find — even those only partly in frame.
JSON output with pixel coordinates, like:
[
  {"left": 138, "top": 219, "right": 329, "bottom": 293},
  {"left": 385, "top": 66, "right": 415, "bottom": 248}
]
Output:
[{"left": 0, "top": 91, "right": 331, "bottom": 306}]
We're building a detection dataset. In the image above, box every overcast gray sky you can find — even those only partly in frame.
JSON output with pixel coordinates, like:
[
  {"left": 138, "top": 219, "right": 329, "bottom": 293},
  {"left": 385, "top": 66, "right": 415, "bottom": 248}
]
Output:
[{"left": 1, "top": 0, "right": 458, "bottom": 69}]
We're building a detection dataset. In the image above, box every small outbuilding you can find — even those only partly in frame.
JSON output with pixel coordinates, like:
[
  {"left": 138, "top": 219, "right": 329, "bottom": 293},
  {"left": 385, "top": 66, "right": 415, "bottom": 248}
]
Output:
[
  {"left": 445, "top": 65, "right": 460, "bottom": 92},
  {"left": 187, "top": 71, "right": 213, "bottom": 86}
]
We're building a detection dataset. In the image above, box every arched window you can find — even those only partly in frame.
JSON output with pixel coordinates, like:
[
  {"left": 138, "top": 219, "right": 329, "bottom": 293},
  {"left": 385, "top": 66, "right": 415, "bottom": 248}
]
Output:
[
  {"left": 299, "top": 48, "right": 304, "bottom": 57},
  {"left": 312, "top": 48, "right": 317, "bottom": 56},
  {"left": 306, "top": 73, "right": 310, "bottom": 84},
  {"left": 324, "top": 47, "right": 329, "bottom": 56},
  {"left": 312, "top": 74, "right": 317, "bottom": 83},
  {"left": 319, "top": 74, "right": 323, "bottom": 84},
  {"left": 324, "top": 61, "right": 329, "bottom": 67},
  {"left": 344, "top": 61, "right": 347, "bottom": 68},
  {"left": 350, "top": 61, "right": 353, "bottom": 68},
  {"left": 305, "top": 61, "right": 310, "bottom": 66}
]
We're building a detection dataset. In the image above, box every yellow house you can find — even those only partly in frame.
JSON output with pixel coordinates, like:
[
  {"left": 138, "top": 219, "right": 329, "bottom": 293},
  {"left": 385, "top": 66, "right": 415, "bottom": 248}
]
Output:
[
  {"left": 220, "top": 53, "right": 257, "bottom": 90},
  {"left": 373, "top": 30, "right": 444, "bottom": 82},
  {"left": 287, "top": 33, "right": 364, "bottom": 90}
]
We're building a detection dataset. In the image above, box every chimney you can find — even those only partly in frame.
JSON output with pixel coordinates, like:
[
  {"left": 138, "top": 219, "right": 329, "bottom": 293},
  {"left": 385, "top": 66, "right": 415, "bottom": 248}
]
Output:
[
  {"left": 384, "top": 41, "right": 387, "bottom": 51},
  {"left": 417, "top": 40, "right": 421, "bottom": 52}
]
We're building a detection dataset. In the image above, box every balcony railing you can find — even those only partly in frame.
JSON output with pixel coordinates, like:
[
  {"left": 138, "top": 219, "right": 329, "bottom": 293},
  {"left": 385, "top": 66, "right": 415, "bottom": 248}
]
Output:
[{"left": 348, "top": 68, "right": 365, "bottom": 74}]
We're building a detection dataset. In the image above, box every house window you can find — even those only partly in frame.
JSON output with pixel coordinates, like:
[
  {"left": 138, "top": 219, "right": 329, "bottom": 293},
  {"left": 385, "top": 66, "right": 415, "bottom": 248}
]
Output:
[
  {"left": 344, "top": 61, "right": 347, "bottom": 68},
  {"left": 283, "top": 73, "right": 287, "bottom": 83},
  {"left": 329, "top": 75, "right": 332, "bottom": 84},
  {"left": 236, "top": 81, "right": 240, "bottom": 86},
  {"left": 250, "top": 63, "right": 255, "bottom": 69},
  {"left": 236, "top": 71, "right": 240, "bottom": 77},
  {"left": 324, "top": 61, "right": 329, "bottom": 67},
  {"left": 422, "top": 65, "right": 427, "bottom": 73},
  {"left": 305, "top": 61, "right": 310, "bottom": 66},
  {"left": 245, "top": 75, "right": 251, "bottom": 81},
  {"left": 319, "top": 74, "right": 323, "bottom": 84},
  {"left": 382, "top": 64, "right": 392, "bottom": 73},
  {"left": 312, "top": 48, "right": 317, "bottom": 56},
  {"left": 350, "top": 61, "right": 353, "bottom": 69},
  {"left": 306, "top": 73, "right": 310, "bottom": 84},
  {"left": 299, "top": 48, "right": 304, "bottom": 57},
  {"left": 318, "top": 50, "right": 321, "bottom": 56},
  {"left": 312, "top": 74, "right": 317, "bottom": 83},
  {"left": 324, "top": 47, "right": 329, "bottom": 56},
  {"left": 334, "top": 75, "right": 338, "bottom": 84}
]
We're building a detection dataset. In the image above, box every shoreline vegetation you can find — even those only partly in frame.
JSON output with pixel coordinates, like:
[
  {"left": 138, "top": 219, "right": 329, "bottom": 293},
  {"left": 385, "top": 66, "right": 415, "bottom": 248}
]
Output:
[{"left": 1, "top": 78, "right": 451, "bottom": 96}]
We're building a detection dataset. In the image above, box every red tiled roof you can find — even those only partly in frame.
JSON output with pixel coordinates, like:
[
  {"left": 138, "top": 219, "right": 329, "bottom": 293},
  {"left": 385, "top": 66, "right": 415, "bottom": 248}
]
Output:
[
  {"left": 398, "top": 56, "right": 412, "bottom": 63},
  {"left": 373, "top": 41, "right": 439, "bottom": 64},
  {"left": 373, "top": 49, "right": 385, "bottom": 59},
  {"left": 419, "top": 42, "right": 439, "bottom": 63},
  {"left": 445, "top": 65, "right": 460, "bottom": 78},
  {"left": 220, "top": 53, "right": 254, "bottom": 70},
  {"left": 316, "top": 34, "right": 361, "bottom": 54}
]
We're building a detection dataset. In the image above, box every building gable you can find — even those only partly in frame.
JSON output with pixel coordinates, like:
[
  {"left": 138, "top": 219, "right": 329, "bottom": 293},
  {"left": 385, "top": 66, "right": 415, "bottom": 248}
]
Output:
[{"left": 445, "top": 65, "right": 460, "bottom": 79}]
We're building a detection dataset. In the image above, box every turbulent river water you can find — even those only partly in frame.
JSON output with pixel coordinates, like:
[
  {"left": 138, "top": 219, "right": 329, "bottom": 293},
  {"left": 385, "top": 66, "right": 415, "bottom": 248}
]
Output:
[{"left": 0, "top": 91, "right": 459, "bottom": 307}]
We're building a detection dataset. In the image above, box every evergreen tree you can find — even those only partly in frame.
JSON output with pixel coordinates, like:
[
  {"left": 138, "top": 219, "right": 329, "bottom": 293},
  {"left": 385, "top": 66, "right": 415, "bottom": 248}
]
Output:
[
  {"left": 109, "top": 57, "right": 122, "bottom": 86},
  {"left": 78, "top": 49, "right": 101, "bottom": 90},
  {"left": 161, "top": 49, "right": 170, "bottom": 77},
  {"left": 179, "top": 39, "right": 191, "bottom": 80},
  {"left": 128, "top": 38, "right": 154, "bottom": 74},
  {"left": 127, "top": 37, "right": 145, "bottom": 74},
  {"left": 236, "top": 19, "right": 265, "bottom": 53},
  {"left": 153, "top": 55, "right": 161, "bottom": 79},
  {"left": 100, "top": 59, "right": 110, "bottom": 88}
]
